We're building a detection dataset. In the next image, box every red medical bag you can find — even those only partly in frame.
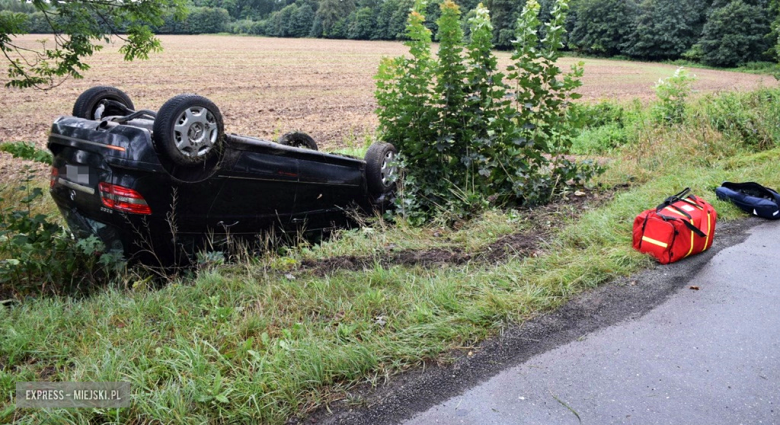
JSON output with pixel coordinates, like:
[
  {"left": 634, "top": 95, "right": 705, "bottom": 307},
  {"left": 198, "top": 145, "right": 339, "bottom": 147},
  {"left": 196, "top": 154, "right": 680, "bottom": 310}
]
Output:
[{"left": 632, "top": 188, "right": 717, "bottom": 264}]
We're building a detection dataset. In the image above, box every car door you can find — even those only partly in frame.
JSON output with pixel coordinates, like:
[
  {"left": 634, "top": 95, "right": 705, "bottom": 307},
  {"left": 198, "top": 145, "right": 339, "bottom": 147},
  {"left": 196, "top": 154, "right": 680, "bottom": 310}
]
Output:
[
  {"left": 208, "top": 145, "right": 299, "bottom": 234},
  {"left": 293, "top": 151, "right": 364, "bottom": 230}
]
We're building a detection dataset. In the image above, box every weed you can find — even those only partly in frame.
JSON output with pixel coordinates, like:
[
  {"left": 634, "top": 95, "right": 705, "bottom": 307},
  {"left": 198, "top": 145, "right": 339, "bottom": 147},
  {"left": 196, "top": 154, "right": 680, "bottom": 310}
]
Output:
[
  {"left": 572, "top": 101, "right": 626, "bottom": 128},
  {"left": 695, "top": 89, "right": 780, "bottom": 150},
  {"left": 652, "top": 67, "right": 696, "bottom": 125},
  {"left": 572, "top": 124, "right": 629, "bottom": 154},
  {"left": 0, "top": 142, "right": 52, "bottom": 165}
]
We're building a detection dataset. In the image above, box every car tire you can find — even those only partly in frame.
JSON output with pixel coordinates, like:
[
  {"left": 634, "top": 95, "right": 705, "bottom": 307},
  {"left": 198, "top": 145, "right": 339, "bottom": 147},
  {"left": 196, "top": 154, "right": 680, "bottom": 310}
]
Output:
[
  {"left": 72, "top": 86, "right": 134, "bottom": 120},
  {"left": 365, "top": 142, "right": 398, "bottom": 197},
  {"left": 278, "top": 132, "right": 318, "bottom": 150},
  {"left": 153, "top": 94, "right": 224, "bottom": 166}
]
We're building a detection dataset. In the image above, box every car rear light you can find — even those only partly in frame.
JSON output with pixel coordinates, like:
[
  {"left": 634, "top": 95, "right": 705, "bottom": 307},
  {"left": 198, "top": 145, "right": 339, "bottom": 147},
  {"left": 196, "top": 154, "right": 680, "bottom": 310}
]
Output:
[
  {"left": 50, "top": 167, "right": 58, "bottom": 188},
  {"left": 98, "top": 182, "right": 152, "bottom": 215}
]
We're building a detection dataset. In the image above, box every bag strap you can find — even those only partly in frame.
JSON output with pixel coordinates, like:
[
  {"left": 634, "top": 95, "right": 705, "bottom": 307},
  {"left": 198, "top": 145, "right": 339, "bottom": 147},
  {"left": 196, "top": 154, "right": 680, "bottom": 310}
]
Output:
[
  {"left": 657, "top": 212, "right": 707, "bottom": 238},
  {"left": 682, "top": 220, "right": 707, "bottom": 238},
  {"left": 656, "top": 187, "right": 691, "bottom": 212},
  {"left": 670, "top": 187, "right": 691, "bottom": 201},
  {"left": 667, "top": 203, "right": 693, "bottom": 219}
]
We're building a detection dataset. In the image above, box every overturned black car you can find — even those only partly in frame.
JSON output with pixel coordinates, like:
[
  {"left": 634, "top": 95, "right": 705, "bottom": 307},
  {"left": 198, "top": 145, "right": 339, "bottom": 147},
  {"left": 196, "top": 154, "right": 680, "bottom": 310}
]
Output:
[{"left": 48, "top": 86, "right": 397, "bottom": 264}]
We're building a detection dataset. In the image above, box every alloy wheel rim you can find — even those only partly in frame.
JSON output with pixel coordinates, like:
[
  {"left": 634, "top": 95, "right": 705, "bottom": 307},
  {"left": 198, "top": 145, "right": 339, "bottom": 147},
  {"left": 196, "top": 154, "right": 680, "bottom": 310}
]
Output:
[
  {"left": 380, "top": 151, "right": 396, "bottom": 185},
  {"left": 174, "top": 106, "right": 218, "bottom": 158}
]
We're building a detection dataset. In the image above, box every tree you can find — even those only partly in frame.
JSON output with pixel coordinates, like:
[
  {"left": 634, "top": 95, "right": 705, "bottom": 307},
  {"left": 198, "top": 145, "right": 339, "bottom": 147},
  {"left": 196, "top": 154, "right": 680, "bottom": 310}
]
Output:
[
  {"left": 374, "top": 0, "right": 398, "bottom": 39},
  {"left": 699, "top": 0, "right": 770, "bottom": 67},
  {"left": 484, "top": 0, "right": 525, "bottom": 48},
  {"left": 569, "top": 0, "right": 639, "bottom": 56},
  {"left": 329, "top": 16, "right": 350, "bottom": 39},
  {"left": 186, "top": 7, "right": 230, "bottom": 34},
  {"left": 290, "top": 4, "right": 315, "bottom": 37},
  {"left": 626, "top": 0, "right": 708, "bottom": 60},
  {"left": 433, "top": 0, "right": 467, "bottom": 159},
  {"left": 316, "top": 0, "right": 357, "bottom": 38},
  {"left": 771, "top": 0, "right": 780, "bottom": 61},
  {"left": 388, "top": 0, "right": 415, "bottom": 39},
  {"left": 376, "top": 0, "right": 596, "bottom": 220},
  {"left": 309, "top": 14, "right": 324, "bottom": 37},
  {"left": 0, "top": 0, "right": 35, "bottom": 14},
  {"left": 0, "top": 0, "right": 186, "bottom": 89},
  {"left": 348, "top": 6, "right": 375, "bottom": 39}
]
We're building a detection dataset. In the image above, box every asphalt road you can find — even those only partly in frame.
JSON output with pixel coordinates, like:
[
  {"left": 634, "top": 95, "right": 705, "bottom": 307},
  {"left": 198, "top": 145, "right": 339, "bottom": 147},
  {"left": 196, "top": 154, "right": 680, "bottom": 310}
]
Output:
[{"left": 405, "top": 220, "right": 780, "bottom": 425}]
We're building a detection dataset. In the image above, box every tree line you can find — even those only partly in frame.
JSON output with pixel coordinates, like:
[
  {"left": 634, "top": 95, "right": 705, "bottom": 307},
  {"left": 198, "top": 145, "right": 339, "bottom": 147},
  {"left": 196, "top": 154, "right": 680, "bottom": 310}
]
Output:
[{"left": 3, "top": 0, "right": 778, "bottom": 67}]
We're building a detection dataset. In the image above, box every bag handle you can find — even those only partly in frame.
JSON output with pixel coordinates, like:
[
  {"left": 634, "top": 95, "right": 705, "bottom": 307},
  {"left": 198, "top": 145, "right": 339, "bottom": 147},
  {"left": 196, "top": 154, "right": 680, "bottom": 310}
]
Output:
[
  {"left": 657, "top": 211, "right": 707, "bottom": 238},
  {"left": 656, "top": 187, "right": 691, "bottom": 212}
]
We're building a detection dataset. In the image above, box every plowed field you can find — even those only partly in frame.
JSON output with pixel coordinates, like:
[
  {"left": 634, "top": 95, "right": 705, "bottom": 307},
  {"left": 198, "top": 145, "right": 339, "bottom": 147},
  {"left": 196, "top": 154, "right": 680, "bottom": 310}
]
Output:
[{"left": 1, "top": 34, "right": 776, "bottom": 162}]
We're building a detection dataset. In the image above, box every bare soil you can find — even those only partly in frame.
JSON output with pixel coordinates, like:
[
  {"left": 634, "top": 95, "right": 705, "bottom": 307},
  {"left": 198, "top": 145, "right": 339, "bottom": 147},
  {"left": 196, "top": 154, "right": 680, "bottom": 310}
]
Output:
[
  {"left": 298, "top": 186, "right": 616, "bottom": 276},
  {"left": 0, "top": 35, "right": 775, "bottom": 182}
]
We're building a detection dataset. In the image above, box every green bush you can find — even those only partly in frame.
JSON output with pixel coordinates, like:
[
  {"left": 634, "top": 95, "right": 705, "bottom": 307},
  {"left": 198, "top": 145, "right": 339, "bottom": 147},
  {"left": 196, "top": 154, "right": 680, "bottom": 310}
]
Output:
[
  {"left": 571, "top": 101, "right": 625, "bottom": 128},
  {"left": 376, "top": 0, "right": 599, "bottom": 223},
  {"left": 681, "top": 43, "right": 703, "bottom": 63},
  {"left": 739, "top": 61, "right": 780, "bottom": 73},
  {"left": 0, "top": 170, "right": 124, "bottom": 297},
  {"left": 572, "top": 123, "right": 629, "bottom": 154},
  {"left": 0, "top": 141, "right": 52, "bottom": 165},
  {"left": 186, "top": 7, "right": 230, "bottom": 34},
  {"left": 229, "top": 19, "right": 256, "bottom": 34}
]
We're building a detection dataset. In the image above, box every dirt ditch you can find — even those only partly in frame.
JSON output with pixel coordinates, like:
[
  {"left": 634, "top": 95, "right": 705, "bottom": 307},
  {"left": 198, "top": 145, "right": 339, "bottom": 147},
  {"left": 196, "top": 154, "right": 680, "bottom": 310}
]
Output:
[{"left": 297, "top": 186, "right": 619, "bottom": 276}]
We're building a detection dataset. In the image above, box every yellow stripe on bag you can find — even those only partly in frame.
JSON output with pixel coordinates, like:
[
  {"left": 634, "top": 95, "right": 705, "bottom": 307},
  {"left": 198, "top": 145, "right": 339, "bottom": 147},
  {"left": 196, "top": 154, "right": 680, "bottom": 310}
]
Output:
[
  {"left": 705, "top": 211, "right": 711, "bottom": 250},
  {"left": 684, "top": 219, "right": 695, "bottom": 258},
  {"left": 642, "top": 236, "right": 668, "bottom": 248}
]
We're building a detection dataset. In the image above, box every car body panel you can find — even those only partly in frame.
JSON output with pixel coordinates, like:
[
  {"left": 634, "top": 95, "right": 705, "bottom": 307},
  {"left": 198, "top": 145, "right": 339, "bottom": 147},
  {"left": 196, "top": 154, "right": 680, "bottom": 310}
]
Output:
[{"left": 48, "top": 116, "right": 377, "bottom": 262}]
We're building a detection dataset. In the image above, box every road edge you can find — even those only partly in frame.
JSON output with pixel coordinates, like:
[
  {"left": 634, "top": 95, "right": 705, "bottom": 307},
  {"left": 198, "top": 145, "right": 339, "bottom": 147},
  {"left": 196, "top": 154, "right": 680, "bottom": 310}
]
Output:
[{"left": 307, "top": 217, "right": 763, "bottom": 425}]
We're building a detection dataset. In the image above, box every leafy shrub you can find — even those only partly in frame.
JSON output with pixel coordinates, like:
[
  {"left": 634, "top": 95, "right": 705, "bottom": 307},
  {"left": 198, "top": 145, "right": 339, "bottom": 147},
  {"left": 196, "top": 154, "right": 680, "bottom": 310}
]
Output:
[
  {"left": 186, "top": 7, "right": 230, "bottom": 34},
  {"left": 652, "top": 67, "right": 695, "bottom": 125},
  {"left": 572, "top": 123, "right": 629, "bottom": 154},
  {"left": 0, "top": 169, "right": 124, "bottom": 297},
  {"left": 571, "top": 101, "right": 625, "bottom": 128},
  {"left": 0, "top": 141, "right": 52, "bottom": 165},
  {"left": 681, "top": 44, "right": 703, "bottom": 63},
  {"left": 376, "top": 0, "right": 600, "bottom": 223},
  {"left": 229, "top": 19, "right": 256, "bottom": 34},
  {"left": 740, "top": 61, "right": 778, "bottom": 72}
]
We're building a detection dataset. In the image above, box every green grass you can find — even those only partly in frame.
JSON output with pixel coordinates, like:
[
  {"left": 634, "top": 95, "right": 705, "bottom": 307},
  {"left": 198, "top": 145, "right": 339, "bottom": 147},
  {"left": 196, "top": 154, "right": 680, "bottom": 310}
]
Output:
[
  {"left": 560, "top": 51, "right": 780, "bottom": 76},
  {"left": 3, "top": 88, "right": 780, "bottom": 423},
  {"left": 0, "top": 142, "right": 52, "bottom": 165}
]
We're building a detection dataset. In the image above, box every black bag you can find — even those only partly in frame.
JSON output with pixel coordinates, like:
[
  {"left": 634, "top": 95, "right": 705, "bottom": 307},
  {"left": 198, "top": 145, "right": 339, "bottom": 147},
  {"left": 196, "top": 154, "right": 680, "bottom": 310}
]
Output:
[{"left": 715, "top": 182, "right": 780, "bottom": 220}]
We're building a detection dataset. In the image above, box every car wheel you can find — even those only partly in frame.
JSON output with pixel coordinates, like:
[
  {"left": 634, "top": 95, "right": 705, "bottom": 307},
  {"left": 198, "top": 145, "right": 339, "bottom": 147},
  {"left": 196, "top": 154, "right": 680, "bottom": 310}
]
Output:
[
  {"left": 153, "top": 94, "right": 224, "bottom": 166},
  {"left": 72, "top": 86, "right": 135, "bottom": 120},
  {"left": 365, "top": 142, "right": 398, "bottom": 197},
  {"left": 278, "top": 132, "right": 318, "bottom": 151}
]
